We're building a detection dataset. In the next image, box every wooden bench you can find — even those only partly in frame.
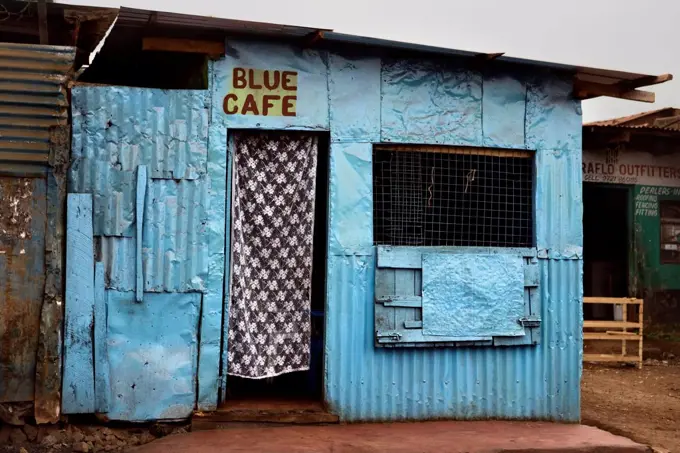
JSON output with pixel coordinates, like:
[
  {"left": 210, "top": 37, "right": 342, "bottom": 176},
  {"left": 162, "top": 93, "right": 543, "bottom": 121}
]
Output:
[{"left": 583, "top": 297, "right": 643, "bottom": 369}]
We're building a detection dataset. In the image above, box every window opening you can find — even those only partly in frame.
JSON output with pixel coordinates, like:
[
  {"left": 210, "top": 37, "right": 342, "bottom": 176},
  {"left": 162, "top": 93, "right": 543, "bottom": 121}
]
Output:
[
  {"left": 372, "top": 146, "right": 534, "bottom": 247},
  {"left": 660, "top": 199, "right": 680, "bottom": 264}
]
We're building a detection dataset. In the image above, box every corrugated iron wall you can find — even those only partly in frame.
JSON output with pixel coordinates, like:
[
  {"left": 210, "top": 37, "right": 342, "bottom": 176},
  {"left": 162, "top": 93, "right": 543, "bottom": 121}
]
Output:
[
  {"left": 324, "top": 254, "right": 582, "bottom": 421},
  {"left": 0, "top": 43, "right": 75, "bottom": 176},
  {"left": 67, "top": 86, "right": 210, "bottom": 421},
  {"left": 212, "top": 42, "right": 583, "bottom": 422},
  {"left": 71, "top": 87, "right": 210, "bottom": 293}
]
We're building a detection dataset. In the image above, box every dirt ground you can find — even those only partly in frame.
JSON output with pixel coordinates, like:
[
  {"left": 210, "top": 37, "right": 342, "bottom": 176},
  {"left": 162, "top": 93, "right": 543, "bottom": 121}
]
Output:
[{"left": 582, "top": 338, "right": 680, "bottom": 453}]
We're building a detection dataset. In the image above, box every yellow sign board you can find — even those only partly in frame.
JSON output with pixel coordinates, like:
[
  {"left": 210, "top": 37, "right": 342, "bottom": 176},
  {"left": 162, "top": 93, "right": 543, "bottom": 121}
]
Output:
[{"left": 223, "top": 67, "right": 298, "bottom": 116}]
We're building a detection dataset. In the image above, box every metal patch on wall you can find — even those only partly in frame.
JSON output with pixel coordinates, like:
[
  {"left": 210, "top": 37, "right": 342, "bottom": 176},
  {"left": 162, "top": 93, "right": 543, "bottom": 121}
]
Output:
[{"left": 0, "top": 177, "right": 47, "bottom": 402}]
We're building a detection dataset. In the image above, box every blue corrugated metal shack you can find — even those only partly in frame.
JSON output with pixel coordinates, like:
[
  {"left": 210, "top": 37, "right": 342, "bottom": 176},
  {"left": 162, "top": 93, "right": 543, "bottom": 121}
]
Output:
[{"left": 2, "top": 6, "right": 669, "bottom": 426}]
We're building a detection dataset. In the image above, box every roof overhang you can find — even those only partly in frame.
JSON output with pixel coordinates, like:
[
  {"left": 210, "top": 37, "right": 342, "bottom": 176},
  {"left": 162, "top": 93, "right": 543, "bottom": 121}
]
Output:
[{"left": 93, "top": 6, "right": 673, "bottom": 103}]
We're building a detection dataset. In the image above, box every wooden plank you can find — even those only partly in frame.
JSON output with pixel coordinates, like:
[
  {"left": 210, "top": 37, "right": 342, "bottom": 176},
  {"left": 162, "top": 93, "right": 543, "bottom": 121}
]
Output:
[
  {"left": 394, "top": 268, "right": 417, "bottom": 335},
  {"left": 620, "top": 73, "right": 673, "bottom": 90},
  {"left": 142, "top": 37, "right": 225, "bottom": 57},
  {"left": 524, "top": 263, "right": 539, "bottom": 287},
  {"left": 37, "top": 0, "right": 48, "bottom": 44},
  {"left": 34, "top": 125, "right": 69, "bottom": 424},
  {"left": 377, "top": 246, "right": 536, "bottom": 269},
  {"left": 583, "top": 353, "right": 641, "bottom": 363},
  {"left": 583, "top": 321, "right": 641, "bottom": 329},
  {"left": 62, "top": 194, "right": 95, "bottom": 414},
  {"left": 377, "top": 330, "right": 492, "bottom": 345},
  {"left": 584, "top": 333, "right": 642, "bottom": 341},
  {"left": 574, "top": 81, "right": 655, "bottom": 103},
  {"left": 373, "top": 144, "right": 532, "bottom": 158},
  {"left": 136, "top": 165, "right": 147, "bottom": 302},
  {"left": 529, "top": 285, "right": 541, "bottom": 345},
  {"left": 622, "top": 301, "right": 628, "bottom": 356},
  {"left": 404, "top": 320, "right": 422, "bottom": 329},
  {"left": 376, "top": 295, "right": 422, "bottom": 308},
  {"left": 374, "top": 268, "right": 396, "bottom": 332},
  {"left": 583, "top": 297, "right": 642, "bottom": 305},
  {"left": 638, "top": 302, "right": 644, "bottom": 369},
  {"left": 93, "top": 262, "right": 110, "bottom": 413}
]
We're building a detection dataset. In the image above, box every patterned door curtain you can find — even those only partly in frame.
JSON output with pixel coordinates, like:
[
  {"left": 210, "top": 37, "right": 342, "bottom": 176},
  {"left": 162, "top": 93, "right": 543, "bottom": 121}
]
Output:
[{"left": 227, "top": 132, "right": 318, "bottom": 379}]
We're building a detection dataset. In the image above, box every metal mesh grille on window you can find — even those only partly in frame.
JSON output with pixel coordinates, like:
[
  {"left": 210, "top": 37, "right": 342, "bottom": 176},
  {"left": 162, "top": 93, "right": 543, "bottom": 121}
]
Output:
[{"left": 373, "top": 147, "right": 534, "bottom": 247}]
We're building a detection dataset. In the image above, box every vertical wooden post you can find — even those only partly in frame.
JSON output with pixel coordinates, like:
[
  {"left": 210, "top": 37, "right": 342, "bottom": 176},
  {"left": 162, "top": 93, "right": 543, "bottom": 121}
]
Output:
[
  {"left": 622, "top": 304, "right": 627, "bottom": 357},
  {"left": 638, "top": 300, "right": 644, "bottom": 369},
  {"left": 37, "top": 0, "right": 48, "bottom": 44}
]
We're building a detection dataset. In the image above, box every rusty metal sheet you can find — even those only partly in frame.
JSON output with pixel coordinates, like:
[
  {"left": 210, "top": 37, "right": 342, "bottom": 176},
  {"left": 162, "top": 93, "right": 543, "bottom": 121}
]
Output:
[
  {"left": 0, "top": 176, "right": 47, "bottom": 402},
  {"left": 0, "top": 43, "right": 75, "bottom": 173}
]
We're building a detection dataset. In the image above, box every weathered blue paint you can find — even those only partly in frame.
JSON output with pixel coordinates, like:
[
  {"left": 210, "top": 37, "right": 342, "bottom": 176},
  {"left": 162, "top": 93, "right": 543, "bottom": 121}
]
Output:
[
  {"left": 94, "top": 178, "right": 209, "bottom": 293},
  {"left": 67, "top": 39, "right": 583, "bottom": 421},
  {"left": 105, "top": 291, "right": 200, "bottom": 421},
  {"left": 69, "top": 87, "right": 212, "bottom": 416},
  {"left": 199, "top": 60, "right": 229, "bottom": 410},
  {"left": 0, "top": 177, "right": 47, "bottom": 402},
  {"left": 207, "top": 42, "right": 582, "bottom": 421},
  {"left": 482, "top": 73, "right": 527, "bottom": 149},
  {"left": 328, "top": 54, "right": 381, "bottom": 143},
  {"left": 143, "top": 178, "right": 209, "bottom": 293},
  {"left": 327, "top": 143, "right": 373, "bottom": 256},
  {"left": 377, "top": 245, "right": 536, "bottom": 269},
  {"left": 381, "top": 58, "right": 483, "bottom": 145},
  {"left": 63, "top": 193, "right": 95, "bottom": 414},
  {"left": 326, "top": 255, "right": 581, "bottom": 421},
  {"left": 70, "top": 87, "right": 209, "bottom": 237},
  {"left": 421, "top": 253, "right": 526, "bottom": 337},
  {"left": 136, "top": 165, "right": 147, "bottom": 302},
  {"left": 93, "top": 262, "right": 110, "bottom": 413}
]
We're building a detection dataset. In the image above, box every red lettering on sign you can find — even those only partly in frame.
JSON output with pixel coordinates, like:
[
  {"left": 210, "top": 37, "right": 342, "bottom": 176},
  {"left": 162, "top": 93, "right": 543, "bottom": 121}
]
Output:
[
  {"left": 248, "top": 69, "right": 263, "bottom": 89},
  {"left": 282, "top": 71, "right": 297, "bottom": 91},
  {"left": 223, "top": 93, "right": 238, "bottom": 114},
  {"left": 263, "top": 71, "right": 281, "bottom": 90},
  {"left": 262, "top": 95, "right": 281, "bottom": 116},
  {"left": 233, "top": 68, "right": 247, "bottom": 89},
  {"left": 241, "top": 94, "right": 259, "bottom": 115},
  {"left": 282, "top": 95, "right": 296, "bottom": 116}
]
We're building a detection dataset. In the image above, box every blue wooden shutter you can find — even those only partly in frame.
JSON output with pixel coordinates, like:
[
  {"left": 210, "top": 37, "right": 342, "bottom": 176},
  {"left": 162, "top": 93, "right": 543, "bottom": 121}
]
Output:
[{"left": 374, "top": 246, "right": 541, "bottom": 347}]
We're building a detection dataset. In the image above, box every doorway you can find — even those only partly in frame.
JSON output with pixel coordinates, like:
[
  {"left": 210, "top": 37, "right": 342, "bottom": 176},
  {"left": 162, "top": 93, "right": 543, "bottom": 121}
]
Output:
[
  {"left": 583, "top": 183, "right": 630, "bottom": 320},
  {"left": 221, "top": 131, "right": 330, "bottom": 420}
]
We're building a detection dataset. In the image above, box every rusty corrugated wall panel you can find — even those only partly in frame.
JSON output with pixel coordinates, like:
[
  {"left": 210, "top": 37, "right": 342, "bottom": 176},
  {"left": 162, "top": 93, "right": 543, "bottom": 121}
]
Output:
[
  {"left": 0, "top": 43, "right": 75, "bottom": 174},
  {"left": 0, "top": 177, "right": 47, "bottom": 402}
]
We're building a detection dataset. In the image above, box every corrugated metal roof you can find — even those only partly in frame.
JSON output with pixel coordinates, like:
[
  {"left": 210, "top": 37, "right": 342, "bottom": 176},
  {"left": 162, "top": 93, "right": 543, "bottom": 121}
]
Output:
[
  {"left": 585, "top": 107, "right": 680, "bottom": 131},
  {"left": 114, "top": 7, "right": 662, "bottom": 88},
  {"left": 117, "top": 7, "right": 324, "bottom": 37},
  {"left": 0, "top": 42, "right": 75, "bottom": 170}
]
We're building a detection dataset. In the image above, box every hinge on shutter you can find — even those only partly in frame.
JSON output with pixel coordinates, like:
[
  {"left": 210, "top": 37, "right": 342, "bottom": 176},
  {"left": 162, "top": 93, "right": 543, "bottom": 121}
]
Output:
[{"left": 518, "top": 316, "right": 541, "bottom": 328}]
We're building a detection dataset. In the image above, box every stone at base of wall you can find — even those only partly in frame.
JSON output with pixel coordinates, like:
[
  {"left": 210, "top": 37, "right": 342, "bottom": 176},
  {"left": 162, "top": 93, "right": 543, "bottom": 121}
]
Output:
[{"left": 0, "top": 422, "right": 189, "bottom": 453}]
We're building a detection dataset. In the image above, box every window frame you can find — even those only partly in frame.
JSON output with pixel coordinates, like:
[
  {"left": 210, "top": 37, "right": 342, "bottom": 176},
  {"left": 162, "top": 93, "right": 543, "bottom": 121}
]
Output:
[{"left": 371, "top": 144, "right": 537, "bottom": 249}]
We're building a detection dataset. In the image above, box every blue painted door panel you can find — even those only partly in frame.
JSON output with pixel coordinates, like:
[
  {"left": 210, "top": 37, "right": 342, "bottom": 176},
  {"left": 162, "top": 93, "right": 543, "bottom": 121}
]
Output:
[
  {"left": 375, "top": 246, "right": 540, "bottom": 347},
  {"left": 106, "top": 291, "right": 201, "bottom": 421}
]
